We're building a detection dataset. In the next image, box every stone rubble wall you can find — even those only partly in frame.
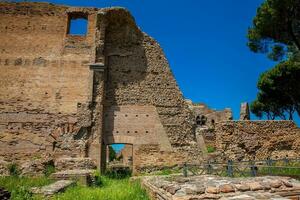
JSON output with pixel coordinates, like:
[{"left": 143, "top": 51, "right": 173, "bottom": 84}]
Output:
[{"left": 215, "top": 120, "right": 300, "bottom": 161}]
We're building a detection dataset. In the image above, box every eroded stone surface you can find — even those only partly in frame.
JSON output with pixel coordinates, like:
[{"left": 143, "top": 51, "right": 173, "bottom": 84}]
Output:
[
  {"left": 31, "top": 180, "right": 75, "bottom": 196},
  {"left": 142, "top": 175, "right": 300, "bottom": 200},
  {"left": 51, "top": 169, "right": 94, "bottom": 186}
]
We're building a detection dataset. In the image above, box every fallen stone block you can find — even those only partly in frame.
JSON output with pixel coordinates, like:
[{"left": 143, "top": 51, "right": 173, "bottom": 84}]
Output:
[
  {"left": 51, "top": 169, "right": 94, "bottom": 186},
  {"left": 31, "top": 180, "right": 75, "bottom": 196}
]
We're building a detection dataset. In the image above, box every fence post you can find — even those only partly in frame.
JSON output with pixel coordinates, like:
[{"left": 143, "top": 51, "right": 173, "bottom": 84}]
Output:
[
  {"left": 266, "top": 157, "right": 272, "bottom": 175},
  {"left": 283, "top": 157, "right": 289, "bottom": 166},
  {"left": 227, "top": 160, "right": 233, "bottom": 177},
  {"left": 183, "top": 162, "right": 188, "bottom": 177},
  {"left": 207, "top": 160, "right": 213, "bottom": 174},
  {"left": 250, "top": 160, "right": 257, "bottom": 177}
]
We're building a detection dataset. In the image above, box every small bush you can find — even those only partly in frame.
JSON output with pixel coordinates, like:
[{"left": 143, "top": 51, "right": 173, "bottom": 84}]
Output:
[
  {"left": 8, "top": 163, "right": 20, "bottom": 177},
  {"left": 43, "top": 162, "right": 55, "bottom": 177},
  {"left": 92, "top": 170, "right": 103, "bottom": 187},
  {"left": 207, "top": 146, "right": 216, "bottom": 153}
]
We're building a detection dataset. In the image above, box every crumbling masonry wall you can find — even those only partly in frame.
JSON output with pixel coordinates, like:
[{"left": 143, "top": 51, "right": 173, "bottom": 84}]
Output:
[
  {"left": 215, "top": 121, "right": 300, "bottom": 161},
  {"left": 186, "top": 101, "right": 233, "bottom": 149},
  {"left": 0, "top": 2, "right": 202, "bottom": 173}
]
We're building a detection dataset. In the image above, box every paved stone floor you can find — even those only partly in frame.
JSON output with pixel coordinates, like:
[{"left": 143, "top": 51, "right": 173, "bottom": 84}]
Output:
[{"left": 142, "top": 175, "right": 300, "bottom": 200}]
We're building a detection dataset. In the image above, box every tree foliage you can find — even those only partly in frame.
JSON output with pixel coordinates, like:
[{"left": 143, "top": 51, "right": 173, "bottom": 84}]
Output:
[
  {"left": 108, "top": 146, "right": 117, "bottom": 162},
  {"left": 247, "top": 0, "right": 300, "bottom": 60},
  {"left": 248, "top": 0, "right": 300, "bottom": 120},
  {"left": 250, "top": 60, "right": 300, "bottom": 120}
]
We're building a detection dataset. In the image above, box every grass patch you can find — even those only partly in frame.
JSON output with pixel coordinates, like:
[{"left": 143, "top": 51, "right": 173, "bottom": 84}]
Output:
[
  {"left": 207, "top": 146, "right": 215, "bottom": 153},
  {"left": 0, "top": 175, "right": 150, "bottom": 200},
  {"left": 7, "top": 163, "right": 21, "bottom": 177},
  {"left": 0, "top": 176, "right": 53, "bottom": 200},
  {"left": 54, "top": 176, "right": 149, "bottom": 200}
]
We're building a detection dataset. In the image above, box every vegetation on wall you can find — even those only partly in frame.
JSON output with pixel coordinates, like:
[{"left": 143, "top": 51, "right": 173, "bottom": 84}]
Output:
[{"left": 247, "top": 0, "right": 300, "bottom": 120}]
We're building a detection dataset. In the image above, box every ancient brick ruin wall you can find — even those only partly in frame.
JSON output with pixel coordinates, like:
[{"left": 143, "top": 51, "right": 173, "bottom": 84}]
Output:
[
  {"left": 186, "top": 101, "right": 232, "bottom": 148},
  {"left": 102, "top": 9, "right": 203, "bottom": 171},
  {"left": 215, "top": 121, "right": 300, "bottom": 161},
  {"left": 186, "top": 101, "right": 233, "bottom": 128},
  {"left": 0, "top": 2, "right": 203, "bottom": 173},
  {"left": 0, "top": 2, "right": 97, "bottom": 163}
]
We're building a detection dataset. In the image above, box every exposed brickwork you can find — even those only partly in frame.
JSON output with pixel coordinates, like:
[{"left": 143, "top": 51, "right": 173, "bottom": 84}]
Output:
[
  {"left": 186, "top": 100, "right": 233, "bottom": 129},
  {"left": 0, "top": 2, "right": 202, "bottom": 174},
  {"left": 215, "top": 121, "right": 300, "bottom": 160}
]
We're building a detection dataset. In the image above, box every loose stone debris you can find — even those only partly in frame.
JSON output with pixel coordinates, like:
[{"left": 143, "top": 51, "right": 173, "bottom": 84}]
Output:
[{"left": 0, "top": 187, "right": 11, "bottom": 200}]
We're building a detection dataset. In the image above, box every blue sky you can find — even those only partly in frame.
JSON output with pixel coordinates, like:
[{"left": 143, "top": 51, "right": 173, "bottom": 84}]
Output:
[{"left": 19, "top": 0, "right": 300, "bottom": 126}]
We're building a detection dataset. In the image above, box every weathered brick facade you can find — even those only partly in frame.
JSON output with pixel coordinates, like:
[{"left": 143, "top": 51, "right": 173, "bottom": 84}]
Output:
[
  {"left": 0, "top": 2, "right": 202, "bottom": 174},
  {"left": 1, "top": 2, "right": 299, "bottom": 175}
]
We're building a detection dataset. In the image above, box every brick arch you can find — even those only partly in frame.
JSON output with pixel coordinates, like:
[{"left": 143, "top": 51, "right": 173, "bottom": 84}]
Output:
[{"left": 104, "top": 135, "right": 135, "bottom": 145}]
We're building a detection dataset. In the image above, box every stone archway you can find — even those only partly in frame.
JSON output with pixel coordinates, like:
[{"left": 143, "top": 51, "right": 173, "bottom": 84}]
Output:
[
  {"left": 104, "top": 135, "right": 136, "bottom": 145},
  {"left": 102, "top": 135, "right": 136, "bottom": 173}
]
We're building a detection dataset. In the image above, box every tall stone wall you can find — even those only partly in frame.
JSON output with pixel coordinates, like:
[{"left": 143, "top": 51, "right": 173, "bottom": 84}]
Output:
[
  {"left": 0, "top": 2, "right": 99, "bottom": 163},
  {"left": 215, "top": 121, "right": 300, "bottom": 161},
  {"left": 101, "top": 9, "right": 202, "bottom": 171},
  {"left": 0, "top": 2, "right": 202, "bottom": 173}
]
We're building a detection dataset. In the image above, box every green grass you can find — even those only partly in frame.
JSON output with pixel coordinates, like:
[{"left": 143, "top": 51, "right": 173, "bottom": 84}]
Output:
[
  {"left": 0, "top": 176, "right": 53, "bottom": 200},
  {"left": 54, "top": 176, "right": 150, "bottom": 200},
  {"left": 207, "top": 146, "right": 216, "bottom": 153},
  {"left": 0, "top": 175, "right": 150, "bottom": 200}
]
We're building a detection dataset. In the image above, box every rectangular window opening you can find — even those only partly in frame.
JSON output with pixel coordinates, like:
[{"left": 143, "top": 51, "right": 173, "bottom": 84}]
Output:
[{"left": 67, "top": 13, "right": 88, "bottom": 36}]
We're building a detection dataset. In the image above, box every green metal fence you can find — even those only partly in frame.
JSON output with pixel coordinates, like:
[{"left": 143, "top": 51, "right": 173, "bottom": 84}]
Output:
[{"left": 183, "top": 158, "right": 300, "bottom": 179}]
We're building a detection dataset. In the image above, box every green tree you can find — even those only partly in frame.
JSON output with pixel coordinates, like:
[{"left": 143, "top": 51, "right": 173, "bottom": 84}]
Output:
[
  {"left": 248, "top": 0, "right": 300, "bottom": 120},
  {"left": 251, "top": 60, "right": 300, "bottom": 120},
  {"left": 108, "top": 145, "right": 117, "bottom": 162},
  {"left": 247, "top": 0, "right": 300, "bottom": 60}
]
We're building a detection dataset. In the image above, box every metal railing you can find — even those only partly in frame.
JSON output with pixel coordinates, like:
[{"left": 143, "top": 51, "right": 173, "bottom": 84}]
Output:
[{"left": 183, "top": 158, "right": 300, "bottom": 178}]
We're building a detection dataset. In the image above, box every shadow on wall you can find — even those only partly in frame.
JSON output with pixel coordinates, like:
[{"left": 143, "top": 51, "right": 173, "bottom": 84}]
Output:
[
  {"left": 104, "top": 9, "right": 148, "bottom": 107},
  {"left": 102, "top": 9, "right": 153, "bottom": 142}
]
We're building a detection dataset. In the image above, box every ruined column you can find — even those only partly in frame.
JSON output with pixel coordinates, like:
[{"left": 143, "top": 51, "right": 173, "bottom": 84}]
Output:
[{"left": 240, "top": 102, "right": 250, "bottom": 120}]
